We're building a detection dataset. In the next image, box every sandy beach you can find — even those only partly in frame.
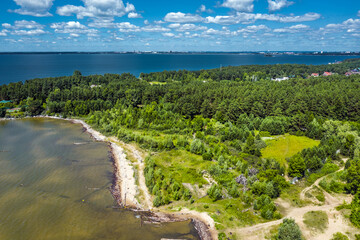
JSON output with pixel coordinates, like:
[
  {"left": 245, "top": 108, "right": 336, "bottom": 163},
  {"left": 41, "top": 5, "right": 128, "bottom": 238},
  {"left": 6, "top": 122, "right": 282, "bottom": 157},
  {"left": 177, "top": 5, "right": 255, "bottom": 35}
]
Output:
[{"left": 1, "top": 116, "right": 216, "bottom": 240}]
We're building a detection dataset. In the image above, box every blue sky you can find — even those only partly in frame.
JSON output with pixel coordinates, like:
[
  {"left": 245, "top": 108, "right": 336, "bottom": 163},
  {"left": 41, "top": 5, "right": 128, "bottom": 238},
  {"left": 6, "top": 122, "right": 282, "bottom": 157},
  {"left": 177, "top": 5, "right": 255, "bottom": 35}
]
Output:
[{"left": 0, "top": 0, "right": 359, "bottom": 51}]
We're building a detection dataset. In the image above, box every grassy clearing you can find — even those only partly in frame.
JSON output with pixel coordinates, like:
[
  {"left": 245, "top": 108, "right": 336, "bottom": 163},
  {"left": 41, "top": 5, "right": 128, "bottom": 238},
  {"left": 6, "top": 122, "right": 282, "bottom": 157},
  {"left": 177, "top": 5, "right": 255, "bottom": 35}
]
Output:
[
  {"left": 162, "top": 196, "right": 265, "bottom": 230},
  {"left": 151, "top": 150, "right": 213, "bottom": 185},
  {"left": 149, "top": 81, "right": 167, "bottom": 85},
  {"left": 151, "top": 149, "right": 267, "bottom": 230},
  {"left": 261, "top": 134, "right": 320, "bottom": 166},
  {"left": 303, "top": 210, "right": 328, "bottom": 233}
]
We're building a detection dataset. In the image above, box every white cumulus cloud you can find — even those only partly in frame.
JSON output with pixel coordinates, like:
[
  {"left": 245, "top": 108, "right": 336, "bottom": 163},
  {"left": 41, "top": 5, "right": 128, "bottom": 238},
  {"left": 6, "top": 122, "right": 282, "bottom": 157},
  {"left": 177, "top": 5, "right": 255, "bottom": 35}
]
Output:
[
  {"left": 50, "top": 21, "right": 97, "bottom": 36},
  {"left": 117, "top": 22, "right": 140, "bottom": 32},
  {"left": 268, "top": 0, "right": 294, "bottom": 12},
  {"left": 50, "top": 21, "right": 87, "bottom": 29},
  {"left": 274, "top": 24, "right": 309, "bottom": 33},
  {"left": 128, "top": 12, "right": 141, "bottom": 18},
  {"left": 162, "top": 32, "right": 175, "bottom": 37},
  {"left": 279, "top": 13, "right": 320, "bottom": 22},
  {"left": 11, "top": 0, "right": 53, "bottom": 17},
  {"left": 2, "top": 20, "right": 44, "bottom": 29},
  {"left": 324, "top": 18, "right": 360, "bottom": 33},
  {"left": 221, "top": 0, "right": 254, "bottom": 12},
  {"left": 205, "top": 12, "right": 320, "bottom": 25},
  {"left": 168, "top": 23, "right": 207, "bottom": 32},
  {"left": 0, "top": 30, "right": 9, "bottom": 36},
  {"left": 142, "top": 25, "right": 170, "bottom": 32},
  {"left": 57, "top": 0, "right": 136, "bottom": 19},
  {"left": 164, "top": 12, "right": 203, "bottom": 23},
  {"left": 197, "top": 4, "right": 213, "bottom": 13},
  {"left": 11, "top": 29, "right": 46, "bottom": 35},
  {"left": 238, "top": 25, "right": 271, "bottom": 33}
]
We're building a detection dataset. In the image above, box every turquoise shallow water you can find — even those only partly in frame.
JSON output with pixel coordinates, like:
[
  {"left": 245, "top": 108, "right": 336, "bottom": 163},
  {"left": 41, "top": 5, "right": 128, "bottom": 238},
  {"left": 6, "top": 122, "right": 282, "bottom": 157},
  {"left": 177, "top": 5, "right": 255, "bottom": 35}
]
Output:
[
  {"left": 0, "top": 118, "right": 199, "bottom": 240},
  {"left": 0, "top": 53, "right": 358, "bottom": 84}
]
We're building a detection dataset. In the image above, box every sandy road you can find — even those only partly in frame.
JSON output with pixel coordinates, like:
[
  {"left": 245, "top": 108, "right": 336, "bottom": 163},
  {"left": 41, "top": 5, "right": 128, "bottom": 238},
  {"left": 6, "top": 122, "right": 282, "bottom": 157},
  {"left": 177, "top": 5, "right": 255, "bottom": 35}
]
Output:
[{"left": 231, "top": 164, "right": 358, "bottom": 240}]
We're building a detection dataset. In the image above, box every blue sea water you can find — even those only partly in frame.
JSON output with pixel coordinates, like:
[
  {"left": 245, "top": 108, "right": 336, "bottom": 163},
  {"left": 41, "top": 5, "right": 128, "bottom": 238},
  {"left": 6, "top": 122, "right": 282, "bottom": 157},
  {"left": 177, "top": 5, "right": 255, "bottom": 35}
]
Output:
[{"left": 0, "top": 53, "right": 358, "bottom": 85}]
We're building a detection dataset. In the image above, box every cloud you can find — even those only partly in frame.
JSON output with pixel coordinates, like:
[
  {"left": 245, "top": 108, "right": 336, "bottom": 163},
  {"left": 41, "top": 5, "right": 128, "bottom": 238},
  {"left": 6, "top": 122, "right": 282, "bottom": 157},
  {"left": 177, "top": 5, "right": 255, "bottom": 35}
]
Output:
[
  {"left": 2, "top": 20, "right": 47, "bottom": 36},
  {"left": 168, "top": 23, "right": 207, "bottom": 32},
  {"left": 142, "top": 25, "right": 170, "bottom": 32},
  {"left": 2, "top": 20, "right": 44, "bottom": 29},
  {"left": 197, "top": 4, "right": 213, "bottom": 13},
  {"left": 221, "top": 0, "right": 254, "bottom": 12},
  {"left": 205, "top": 12, "right": 320, "bottom": 25},
  {"left": 162, "top": 32, "right": 175, "bottom": 37},
  {"left": 128, "top": 12, "right": 141, "bottom": 18},
  {"left": 358, "top": 10, "right": 360, "bottom": 17},
  {"left": 268, "top": 0, "right": 294, "bottom": 12},
  {"left": 50, "top": 21, "right": 87, "bottom": 29},
  {"left": 279, "top": 13, "right": 320, "bottom": 22},
  {"left": 50, "top": 21, "right": 98, "bottom": 36},
  {"left": 238, "top": 25, "right": 271, "bottom": 33},
  {"left": 324, "top": 18, "right": 360, "bottom": 33},
  {"left": 164, "top": 12, "right": 203, "bottom": 23},
  {"left": 0, "top": 30, "right": 9, "bottom": 36},
  {"left": 11, "top": 29, "right": 46, "bottom": 35},
  {"left": 57, "top": 0, "right": 136, "bottom": 19},
  {"left": 88, "top": 19, "right": 115, "bottom": 28},
  {"left": 117, "top": 22, "right": 140, "bottom": 32},
  {"left": 199, "top": 5, "right": 206, "bottom": 12},
  {"left": 274, "top": 24, "right": 309, "bottom": 33},
  {"left": 205, "top": 14, "right": 251, "bottom": 25},
  {"left": 10, "top": 0, "right": 53, "bottom": 17}
]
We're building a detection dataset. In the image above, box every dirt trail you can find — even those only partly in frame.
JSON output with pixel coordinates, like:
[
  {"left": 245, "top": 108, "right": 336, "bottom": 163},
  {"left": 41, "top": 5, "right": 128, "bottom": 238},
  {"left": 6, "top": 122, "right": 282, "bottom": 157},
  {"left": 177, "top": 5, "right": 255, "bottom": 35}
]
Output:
[
  {"left": 232, "top": 163, "right": 358, "bottom": 240},
  {"left": 300, "top": 167, "right": 344, "bottom": 205}
]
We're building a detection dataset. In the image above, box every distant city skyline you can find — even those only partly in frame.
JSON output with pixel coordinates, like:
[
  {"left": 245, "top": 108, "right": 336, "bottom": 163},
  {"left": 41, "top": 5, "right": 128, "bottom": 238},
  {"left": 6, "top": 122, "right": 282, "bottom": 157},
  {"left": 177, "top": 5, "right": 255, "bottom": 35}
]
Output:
[{"left": 0, "top": 0, "right": 359, "bottom": 52}]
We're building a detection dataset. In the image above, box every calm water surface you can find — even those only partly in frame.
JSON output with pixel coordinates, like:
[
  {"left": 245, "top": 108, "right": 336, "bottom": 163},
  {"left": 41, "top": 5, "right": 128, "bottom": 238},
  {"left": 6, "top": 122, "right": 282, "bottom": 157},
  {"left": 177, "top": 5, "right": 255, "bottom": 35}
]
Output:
[
  {"left": 0, "top": 54, "right": 358, "bottom": 85},
  {"left": 0, "top": 118, "right": 199, "bottom": 240}
]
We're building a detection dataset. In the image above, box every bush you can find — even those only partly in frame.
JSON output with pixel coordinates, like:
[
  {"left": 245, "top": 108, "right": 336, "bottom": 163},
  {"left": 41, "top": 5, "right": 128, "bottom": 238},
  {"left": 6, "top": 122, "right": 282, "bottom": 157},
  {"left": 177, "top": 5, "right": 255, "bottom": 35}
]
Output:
[
  {"left": 0, "top": 108, "right": 6, "bottom": 117},
  {"left": 277, "top": 218, "right": 303, "bottom": 240},
  {"left": 202, "top": 152, "right": 212, "bottom": 161},
  {"left": 176, "top": 136, "right": 189, "bottom": 148},
  {"left": 331, "top": 232, "right": 349, "bottom": 240},
  {"left": 190, "top": 139, "right": 206, "bottom": 155},
  {"left": 153, "top": 196, "right": 162, "bottom": 207},
  {"left": 207, "top": 184, "right": 222, "bottom": 201}
]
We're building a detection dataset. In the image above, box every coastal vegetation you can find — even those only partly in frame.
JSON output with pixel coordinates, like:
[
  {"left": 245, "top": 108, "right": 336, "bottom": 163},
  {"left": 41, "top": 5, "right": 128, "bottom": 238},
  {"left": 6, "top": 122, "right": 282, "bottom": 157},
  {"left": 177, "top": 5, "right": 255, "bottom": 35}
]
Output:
[{"left": 1, "top": 59, "right": 360, "bottom": 239}]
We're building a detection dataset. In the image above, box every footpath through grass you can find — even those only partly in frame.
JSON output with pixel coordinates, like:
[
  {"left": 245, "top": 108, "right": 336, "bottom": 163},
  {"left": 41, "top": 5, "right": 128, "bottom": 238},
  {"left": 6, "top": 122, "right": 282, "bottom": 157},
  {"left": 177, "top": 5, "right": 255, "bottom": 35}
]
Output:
[{"left": 261, "top": 134, "right": 320, "bottom": 166}]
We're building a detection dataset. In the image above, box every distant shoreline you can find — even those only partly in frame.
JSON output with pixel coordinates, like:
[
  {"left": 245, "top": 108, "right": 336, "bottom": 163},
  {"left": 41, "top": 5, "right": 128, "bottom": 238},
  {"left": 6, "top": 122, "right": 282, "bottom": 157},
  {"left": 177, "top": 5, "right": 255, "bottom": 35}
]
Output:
[{"left": 0, "top": 51, "right": 359, "bottom": 56}]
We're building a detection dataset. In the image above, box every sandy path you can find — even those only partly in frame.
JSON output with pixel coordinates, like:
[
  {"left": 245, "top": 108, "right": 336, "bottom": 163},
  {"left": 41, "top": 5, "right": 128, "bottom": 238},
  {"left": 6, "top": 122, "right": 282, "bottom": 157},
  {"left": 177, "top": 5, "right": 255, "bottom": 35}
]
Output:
[
  {"left": 232, "top": 165, "right": 357, "bottom": 240},
  {"left": 300, "top": 167, "right": 344, "bottom": 204},
  {"left": 230, "top": 200, "right": 352, "bottom": 239}
]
